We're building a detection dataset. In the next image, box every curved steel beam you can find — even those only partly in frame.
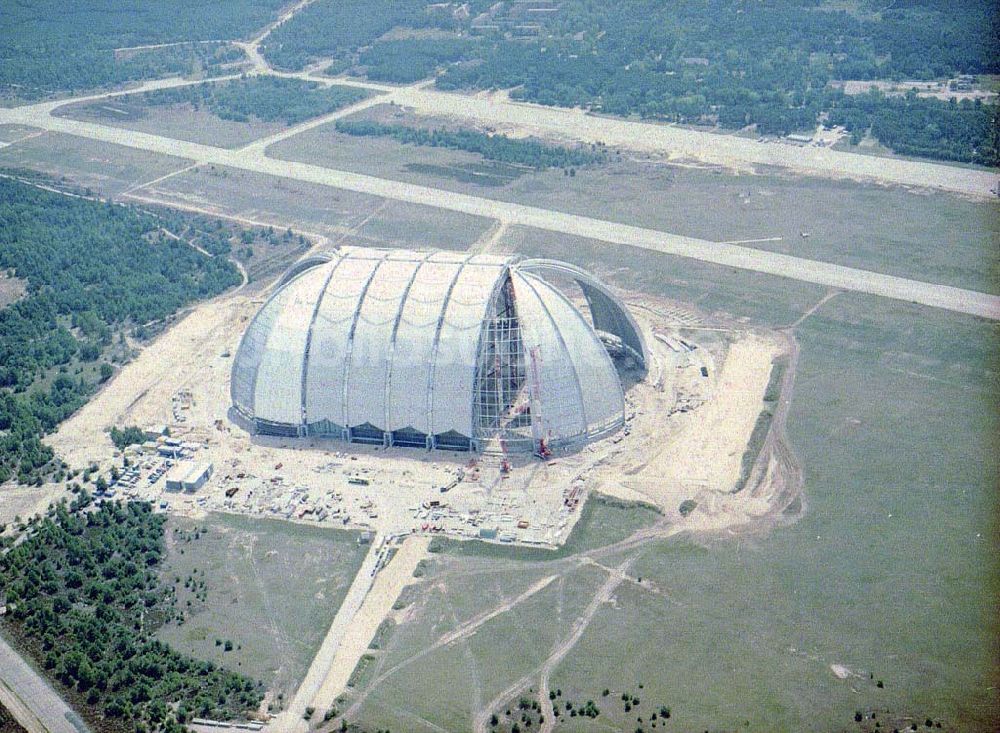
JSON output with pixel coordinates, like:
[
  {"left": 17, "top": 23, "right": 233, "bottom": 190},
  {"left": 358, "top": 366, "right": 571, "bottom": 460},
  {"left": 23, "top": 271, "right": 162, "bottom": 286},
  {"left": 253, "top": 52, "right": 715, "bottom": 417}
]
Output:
[{"left": 515, "top": 259, "right": 648, "bottom": 369}]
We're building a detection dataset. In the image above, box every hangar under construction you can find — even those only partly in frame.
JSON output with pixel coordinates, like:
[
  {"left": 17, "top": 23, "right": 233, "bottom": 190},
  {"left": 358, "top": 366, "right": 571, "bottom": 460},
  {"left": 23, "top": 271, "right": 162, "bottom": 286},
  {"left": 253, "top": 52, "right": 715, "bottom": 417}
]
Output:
[{"left": 231, "top": 248, "right": 646, "bottom": 454}]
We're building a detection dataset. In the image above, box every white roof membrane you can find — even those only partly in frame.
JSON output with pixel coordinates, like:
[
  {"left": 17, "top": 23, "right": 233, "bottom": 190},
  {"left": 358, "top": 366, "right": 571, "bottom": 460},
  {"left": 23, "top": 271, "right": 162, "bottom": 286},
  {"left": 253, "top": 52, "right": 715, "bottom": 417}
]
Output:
[
  {"left": 304, "top": 254, "right": 384, "bottom": 427},
  {"left": 232, "top": 247, "right": 638, "bottom": 452}
]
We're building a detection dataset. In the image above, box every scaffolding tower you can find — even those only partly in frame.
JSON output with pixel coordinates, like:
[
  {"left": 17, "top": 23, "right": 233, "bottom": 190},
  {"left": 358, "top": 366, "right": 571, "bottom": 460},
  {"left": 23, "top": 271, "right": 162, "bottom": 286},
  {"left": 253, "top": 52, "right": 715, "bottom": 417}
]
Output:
[{"left": 473, "top": 275, "right": 533, "bottom": 453}]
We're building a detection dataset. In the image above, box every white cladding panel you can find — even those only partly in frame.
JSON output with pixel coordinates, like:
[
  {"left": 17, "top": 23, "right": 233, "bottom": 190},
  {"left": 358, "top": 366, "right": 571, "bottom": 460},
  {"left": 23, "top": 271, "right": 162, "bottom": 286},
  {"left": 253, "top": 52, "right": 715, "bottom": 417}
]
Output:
[
  {"left": 386, "top": 253, "right": 468, "bottom": 434},
  {"left": 231, "top": 247, "right": 629, "bottom": 451},
  {"left": 231, "top": 286, "right": 283, "bottom": 415},
  {"left": 512, "top": 272, "right": 587, "bottom": 442},
  {"left": 430, "top": 258, "right": 506, "bottom": 437},
  {"left": 346, "top": 256, "right": 422, "bottom": 430},
  {"left": 253, "top": 266, "right": 330, "bottom": 425},
  {"left": 524, "top": 274, "right": 624, "bottom": 435},
  {"left": 304, "top": 255, "right": 382, "bottom": 426}
]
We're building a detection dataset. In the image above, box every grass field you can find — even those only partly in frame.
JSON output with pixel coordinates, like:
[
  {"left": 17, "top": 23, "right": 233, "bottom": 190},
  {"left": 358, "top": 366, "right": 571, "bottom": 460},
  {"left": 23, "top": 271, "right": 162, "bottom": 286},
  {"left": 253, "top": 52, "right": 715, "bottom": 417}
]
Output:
[
  {"left": 141, "top": 164, "right": 492, "bottom": 249},
  {"left": 342, "top": 496, "right": 661, "bottom": 730},
  {"left": 270, "top": 118, "right": 999, "bottom": 294},
  {"left": 0, "top": 131, "right": 190, "bottom": 196},
  {"left": 545, "top": 294, "right": 999, "bottom": 733},
  {"left": 268, "top": 120, "right": 537, "bottom": 189},
  {"left": 346, "top": 220, "right": 998, "bottom": 731},
  {"left": 352, "top": 562, "right": 609, "bottom": 733},
  {"left": 0, "top": 125, "right": 38, "bottom": 144},
  {"left": 55, "top": 100, "right": 284, "bottom": 149},
  {"left": 53, "top": 80, "right": 372, "bottom": 149},
  {"left": 156, "top": 512, "right": 369, "bottom": 704},
  {"left": 503, "top": 225, "right": 829, "bottom": 327}
]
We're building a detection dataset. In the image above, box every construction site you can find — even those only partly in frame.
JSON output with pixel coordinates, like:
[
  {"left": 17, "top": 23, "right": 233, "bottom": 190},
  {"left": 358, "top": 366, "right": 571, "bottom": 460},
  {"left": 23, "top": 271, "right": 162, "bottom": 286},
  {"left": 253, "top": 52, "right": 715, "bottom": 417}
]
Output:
[{"left": 45, "top": 243, "right": 800, "bottom": 730}]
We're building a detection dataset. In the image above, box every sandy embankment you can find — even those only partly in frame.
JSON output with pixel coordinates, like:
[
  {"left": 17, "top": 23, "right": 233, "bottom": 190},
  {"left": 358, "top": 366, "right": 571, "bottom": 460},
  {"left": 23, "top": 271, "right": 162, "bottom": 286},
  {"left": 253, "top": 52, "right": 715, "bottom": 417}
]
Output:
[
  {"left": 46, "top": 294, "right": 257, "bottom": 470},
  {"left": 601, "top": 332, "right": 785, "bottom": 525}
]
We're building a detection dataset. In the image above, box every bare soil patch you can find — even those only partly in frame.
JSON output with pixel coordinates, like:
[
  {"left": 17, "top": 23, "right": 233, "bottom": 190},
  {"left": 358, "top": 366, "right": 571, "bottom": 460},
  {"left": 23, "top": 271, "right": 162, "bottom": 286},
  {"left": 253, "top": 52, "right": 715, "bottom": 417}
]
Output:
[{"left": 0, "top": 273, "right": 26, "bottom": 308}]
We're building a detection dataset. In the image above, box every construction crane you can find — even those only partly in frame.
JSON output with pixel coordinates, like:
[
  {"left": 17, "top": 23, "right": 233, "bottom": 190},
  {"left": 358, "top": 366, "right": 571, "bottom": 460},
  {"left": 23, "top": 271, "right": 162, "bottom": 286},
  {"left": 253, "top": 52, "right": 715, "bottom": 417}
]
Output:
[
  {"left": 499, "top": 436, "right": 511, "bottom": 476},
  {"left": 528, "top": 346, "right": 552, "bottom": 459}
]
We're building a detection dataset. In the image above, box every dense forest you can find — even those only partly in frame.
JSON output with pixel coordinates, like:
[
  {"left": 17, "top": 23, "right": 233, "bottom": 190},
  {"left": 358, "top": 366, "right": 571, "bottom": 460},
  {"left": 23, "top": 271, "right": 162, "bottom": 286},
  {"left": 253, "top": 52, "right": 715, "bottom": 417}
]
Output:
[
  {"left": 0, "top": 499, "right": 263, "bottom": 730},
  {"left": 5, "top": 1, "right": 996, "bottom": 164},
  {"left": 0, "top": 177, "right": 242, "bottom": 485},
  {"left": 827, "top": 92, "right": 1000, "bottom": 166},
  {"left": 261, "top": 0, "right": 999, "bottom": 166},
  {"left": 135, "top": 77, "right": 371, "bottom": 126},
  {"left": 335, "top": 119, "right": 605, "bottom": 169},
  {"left": 358, "top": 37, "right": 478, "bottom": 84},
  {"left": 0, "top": 0, "right": 287, "bottom": 99},
  {"left": 260, "top": 0, "right": 432, "bottom": 72}
]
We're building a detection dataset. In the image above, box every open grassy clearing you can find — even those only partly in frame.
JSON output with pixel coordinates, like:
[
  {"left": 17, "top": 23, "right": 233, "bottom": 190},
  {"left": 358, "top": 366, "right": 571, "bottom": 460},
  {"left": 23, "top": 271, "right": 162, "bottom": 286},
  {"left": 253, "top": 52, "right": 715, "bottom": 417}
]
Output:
[
  {"left": 270, "top": 119, "right": 999, "bottom": 293},
  {"left": 352, "top": 563, "right": 608, "bottom": 733},
  {"left": 137, "top": 164, "right": 382, "bottom": 234},
  {"left": 156, "top": 512, "right": 368, "bottom": 705},
  {"left": 347, "top": 222, "right": 997, "bottom": 732},
  {"left": 55, "top": 100, "right": 284, "bottom": 150},
  {"left": 0, "top": 132, "right": 190, "bottom": 197},
  {"left": 0, "top": 125, "right": 38, "bottom": 144},
  {"left": 366, "top": 560, "right": 561, "bottom": 678},
  {"left": 503, "top": 225, "right": 829, "bottom": 328},
  {"left": 351, "top": 200, "right": 493, "bottom": 252},
  {"left": 53, "top": 79, "right": 372, "bottom": 149},
  {"left": 0, "top": 273, "right": 26, "bottom": 308},
  {"left": 139, "top": 164, "right": 492, "bottom": 250},
  {"left": 338, "top": 498, "right": 659, "bottom": 730},
  {"left": 545, "top": 294, "right": 999, "bottom": 733},
  {"left": 268, "top": 121, "right": 543, "bottom": 189}
]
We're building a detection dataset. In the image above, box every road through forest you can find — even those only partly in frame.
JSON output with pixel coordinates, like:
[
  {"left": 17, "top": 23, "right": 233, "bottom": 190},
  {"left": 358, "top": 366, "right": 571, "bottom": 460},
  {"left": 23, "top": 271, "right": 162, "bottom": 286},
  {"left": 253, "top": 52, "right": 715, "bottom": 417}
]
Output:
[{"left": 0, "top": 630, "right": 88, "bottom": 733}]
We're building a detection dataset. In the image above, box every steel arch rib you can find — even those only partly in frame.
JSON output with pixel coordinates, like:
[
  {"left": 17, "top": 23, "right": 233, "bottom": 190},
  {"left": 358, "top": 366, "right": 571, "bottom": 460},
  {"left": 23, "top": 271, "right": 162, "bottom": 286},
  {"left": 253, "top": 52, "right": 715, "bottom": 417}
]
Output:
[
  {"left": 300, "top": 253, "right": 347, "bottom": 427},
  {"left": 383, "top": 251, "right": 435, "bottom": 438},
  {"left": 514, "top": 271, "right": 591, "bottom": 441},
  {"left": 469, "top": 266, "right": 515, "bottom": 446},
  {"left": 425, "top": 253, "right": 478, "bottom": 443},
  {"left": 516, "top": 258, "right": 648, "bottom": 367},
  {"left": 277, "top": 252, "right": 336, "bottom": 289},
  {"left": 341, "top": 252, "right": 390, "bottom": 431},
  {"left": 231, "top": 255, "right": 330, "bottom": 421}
]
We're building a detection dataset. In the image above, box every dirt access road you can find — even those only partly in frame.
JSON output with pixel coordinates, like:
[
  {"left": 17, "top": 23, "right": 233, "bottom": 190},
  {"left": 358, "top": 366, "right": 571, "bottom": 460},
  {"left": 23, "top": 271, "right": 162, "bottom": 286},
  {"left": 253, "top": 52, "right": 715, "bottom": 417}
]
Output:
[
  {"left": 1, "top": 102, "right": 998, "bottom": 320},
  {"left": 307, "top": 536, "right": 431, "bottom": 720}
]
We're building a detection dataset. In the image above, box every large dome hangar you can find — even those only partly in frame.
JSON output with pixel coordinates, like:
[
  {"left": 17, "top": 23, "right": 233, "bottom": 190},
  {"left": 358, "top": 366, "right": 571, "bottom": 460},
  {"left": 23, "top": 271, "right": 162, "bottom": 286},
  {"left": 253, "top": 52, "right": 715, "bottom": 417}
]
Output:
[{"left": 231, "top": 248, "right": 646, "bottom": 454}]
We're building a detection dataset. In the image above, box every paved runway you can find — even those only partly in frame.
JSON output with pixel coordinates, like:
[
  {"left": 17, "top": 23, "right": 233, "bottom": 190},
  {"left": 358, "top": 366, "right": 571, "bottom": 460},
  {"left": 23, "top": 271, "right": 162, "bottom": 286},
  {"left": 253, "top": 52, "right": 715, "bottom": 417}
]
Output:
[
  {"left": 2, "top": 94, "right": 998, "bottom": 320},
  {"left": 0, "top": 630, "right": 88, "bottom": 733}
]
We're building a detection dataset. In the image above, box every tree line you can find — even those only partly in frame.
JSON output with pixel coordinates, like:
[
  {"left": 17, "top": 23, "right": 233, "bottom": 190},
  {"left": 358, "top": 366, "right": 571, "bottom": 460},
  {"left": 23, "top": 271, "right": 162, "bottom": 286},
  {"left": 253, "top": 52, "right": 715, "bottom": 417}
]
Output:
[
  {"left": 0, "top": 0, "right": 287, "bottom": 100},
  {"left": 0, "top": 177, "right": 242, "bottom": 485},
  {"left": 260, "top": 0, "right": 432, "bottom": 71},
  {"left": 827, "top": 91, "right": 999, "bottom": 166},
  {"left": 262, "top": 0, "right": 997, "bottom": 166},
  {"left": 335, "top": 119, "right": 605, "bottom": 170},
  {"left": 0, "top": 499, "right": 263, "bottom": 731},
  {"left": 135, "top": 77, "right": 371, "bottom": 126}
]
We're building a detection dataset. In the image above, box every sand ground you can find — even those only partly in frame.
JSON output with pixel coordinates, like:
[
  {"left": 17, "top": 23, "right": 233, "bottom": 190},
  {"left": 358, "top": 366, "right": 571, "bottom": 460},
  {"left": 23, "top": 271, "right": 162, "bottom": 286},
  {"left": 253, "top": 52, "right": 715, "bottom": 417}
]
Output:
[
  {"left": 37, "top": 259, "right": 798, "bottom": 732},
  {"left": 308, "top": 536, "right": 430, "bottom": 715}
]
